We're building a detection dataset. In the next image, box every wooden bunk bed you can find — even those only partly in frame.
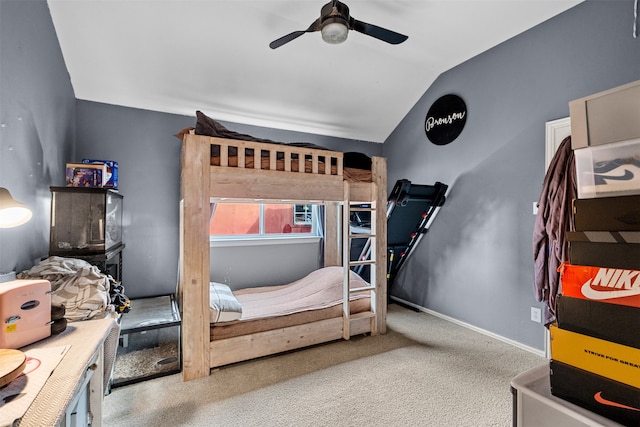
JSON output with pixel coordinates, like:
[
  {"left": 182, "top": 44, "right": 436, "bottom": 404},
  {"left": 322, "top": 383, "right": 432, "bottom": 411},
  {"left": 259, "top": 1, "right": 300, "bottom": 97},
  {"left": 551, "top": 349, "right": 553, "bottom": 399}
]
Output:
[{"left": 180, "top": 132, "right": 387, "bottom": 381}]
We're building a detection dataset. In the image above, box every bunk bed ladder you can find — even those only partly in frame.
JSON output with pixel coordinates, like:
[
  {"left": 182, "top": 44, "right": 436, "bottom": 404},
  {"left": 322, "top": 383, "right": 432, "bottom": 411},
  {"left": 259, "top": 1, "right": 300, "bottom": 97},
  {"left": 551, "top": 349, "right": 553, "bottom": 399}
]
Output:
[
  {"left": 354, "top": 180, "right": 448, "bottom": 287},
  {"left": 343, "top": 182, "right": 378, "bottom": 340}
]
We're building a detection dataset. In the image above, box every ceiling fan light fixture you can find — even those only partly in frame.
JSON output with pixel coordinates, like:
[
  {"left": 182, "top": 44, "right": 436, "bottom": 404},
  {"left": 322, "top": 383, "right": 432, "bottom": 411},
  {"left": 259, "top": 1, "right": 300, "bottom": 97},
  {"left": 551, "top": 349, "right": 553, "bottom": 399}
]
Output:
[{"left": 321, "top": 21, "right": 349, "bottom": 44}]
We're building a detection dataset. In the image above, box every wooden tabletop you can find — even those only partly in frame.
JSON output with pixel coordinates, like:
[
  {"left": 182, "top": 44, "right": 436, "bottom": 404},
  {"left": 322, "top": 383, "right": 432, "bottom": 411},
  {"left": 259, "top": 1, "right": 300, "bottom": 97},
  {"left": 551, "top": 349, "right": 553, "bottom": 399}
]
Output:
[{"left": 0, "top": 348, "right": 27, "bottom": 387}]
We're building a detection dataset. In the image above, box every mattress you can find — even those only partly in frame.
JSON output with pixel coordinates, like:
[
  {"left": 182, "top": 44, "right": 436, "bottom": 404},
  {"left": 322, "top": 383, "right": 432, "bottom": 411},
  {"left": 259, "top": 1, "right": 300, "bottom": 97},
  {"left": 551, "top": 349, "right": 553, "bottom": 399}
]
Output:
[{"left": 210, "top": 267, "right": 371, "bottom": 341}]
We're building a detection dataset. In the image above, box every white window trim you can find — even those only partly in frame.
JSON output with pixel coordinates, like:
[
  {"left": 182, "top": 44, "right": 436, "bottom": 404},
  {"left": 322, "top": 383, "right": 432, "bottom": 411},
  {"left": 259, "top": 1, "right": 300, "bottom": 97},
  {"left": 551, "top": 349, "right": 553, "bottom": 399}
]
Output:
[
  {"left": 210, "top": 203, "right": 322, "bottom": 244},
  {"left": 210, "top": 235, "right": 321, "bottom": 248}
]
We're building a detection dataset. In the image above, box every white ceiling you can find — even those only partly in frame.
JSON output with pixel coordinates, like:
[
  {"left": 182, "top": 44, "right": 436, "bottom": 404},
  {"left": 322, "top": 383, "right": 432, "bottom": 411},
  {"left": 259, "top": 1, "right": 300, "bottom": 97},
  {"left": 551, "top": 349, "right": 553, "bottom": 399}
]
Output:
[{"left": 47, "top": 0, "right": 581, "bottom": 143}]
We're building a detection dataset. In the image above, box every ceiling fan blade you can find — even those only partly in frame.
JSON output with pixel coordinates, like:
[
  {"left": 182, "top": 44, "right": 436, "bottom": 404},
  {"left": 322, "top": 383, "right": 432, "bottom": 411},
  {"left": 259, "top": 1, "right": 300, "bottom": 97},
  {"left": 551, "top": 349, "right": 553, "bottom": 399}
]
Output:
[
  {"left": 352, "top": 19, "right": 408, "bottom": 45},
  {"left": 269, "top": 31, "right": 307, "bottom": 49},
  {"left": 269, "top": 18, "right": 322, "bottom": 49}
]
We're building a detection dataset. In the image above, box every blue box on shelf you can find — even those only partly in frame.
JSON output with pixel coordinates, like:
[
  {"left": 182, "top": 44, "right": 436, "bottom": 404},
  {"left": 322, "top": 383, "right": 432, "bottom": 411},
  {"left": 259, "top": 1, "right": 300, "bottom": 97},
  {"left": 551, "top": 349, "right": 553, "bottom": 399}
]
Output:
[{"left": 82, "top": 159, "right": 118, "bottom": 189}]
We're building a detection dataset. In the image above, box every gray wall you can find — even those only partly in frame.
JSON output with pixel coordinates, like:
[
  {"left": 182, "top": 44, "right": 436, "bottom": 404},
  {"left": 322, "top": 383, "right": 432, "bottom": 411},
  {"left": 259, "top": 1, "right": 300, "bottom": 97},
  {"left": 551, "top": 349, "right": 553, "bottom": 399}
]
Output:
[
  {"left": 76, "top": 101, "right": 382, "bottom": 298},
  {"left": 211, "top": 240, "right": 321, "bottom": 290},
  {"left": 4, "top": 0, "right": 638, "bottom": 353},
  {"left": 0, "top": 0, "right": 76, "bottom": 274},
  {"left": 383, "top": 0, "right": 640, "bottom": 351}
]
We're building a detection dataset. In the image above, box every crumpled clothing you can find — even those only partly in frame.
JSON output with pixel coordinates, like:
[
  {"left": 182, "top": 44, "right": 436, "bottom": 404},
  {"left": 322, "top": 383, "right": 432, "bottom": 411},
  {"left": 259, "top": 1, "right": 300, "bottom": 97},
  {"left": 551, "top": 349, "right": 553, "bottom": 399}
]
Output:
[{"left": 18, "top": 256, "right": 114, "bottom": 321}]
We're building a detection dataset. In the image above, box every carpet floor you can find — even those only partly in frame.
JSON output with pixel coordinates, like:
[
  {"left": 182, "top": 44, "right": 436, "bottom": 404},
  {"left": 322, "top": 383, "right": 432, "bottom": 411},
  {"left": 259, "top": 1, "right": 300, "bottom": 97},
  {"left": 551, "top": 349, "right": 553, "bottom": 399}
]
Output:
[{"left": 103, "top": 304, "right": 545, "bottom": 426}]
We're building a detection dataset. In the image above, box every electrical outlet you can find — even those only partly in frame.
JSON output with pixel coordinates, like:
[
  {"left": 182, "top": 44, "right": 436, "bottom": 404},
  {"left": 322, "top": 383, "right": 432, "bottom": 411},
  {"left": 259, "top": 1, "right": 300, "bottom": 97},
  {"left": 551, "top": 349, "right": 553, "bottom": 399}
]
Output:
[
  {"left": 533, "top": 202, "right": 539, "bottom": 215},
  {"left": 531, "top": 307, "right": 542, "bottom": 323}
]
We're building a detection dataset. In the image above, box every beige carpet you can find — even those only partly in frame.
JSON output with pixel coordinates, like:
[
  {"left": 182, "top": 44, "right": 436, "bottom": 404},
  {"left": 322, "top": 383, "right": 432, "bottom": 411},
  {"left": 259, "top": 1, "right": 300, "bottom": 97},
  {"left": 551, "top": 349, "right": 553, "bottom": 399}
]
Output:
[{"left": 103, "top": 304, "right": 545, "bottom": 427}]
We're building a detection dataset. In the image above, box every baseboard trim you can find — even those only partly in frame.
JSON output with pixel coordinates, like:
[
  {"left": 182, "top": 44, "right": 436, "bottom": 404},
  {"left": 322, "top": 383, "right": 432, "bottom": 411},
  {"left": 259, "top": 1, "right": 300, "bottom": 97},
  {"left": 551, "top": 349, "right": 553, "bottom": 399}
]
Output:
[{"left": 389, "top": 296, "right": 546, "bottom": 358}]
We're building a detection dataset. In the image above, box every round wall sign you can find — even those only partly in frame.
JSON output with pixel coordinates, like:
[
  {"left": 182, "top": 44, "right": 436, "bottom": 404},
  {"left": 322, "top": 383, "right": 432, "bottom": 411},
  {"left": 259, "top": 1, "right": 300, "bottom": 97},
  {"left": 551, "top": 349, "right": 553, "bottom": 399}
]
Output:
[{"left": 425, "top": 94, "right": 467, "bottom": 145}]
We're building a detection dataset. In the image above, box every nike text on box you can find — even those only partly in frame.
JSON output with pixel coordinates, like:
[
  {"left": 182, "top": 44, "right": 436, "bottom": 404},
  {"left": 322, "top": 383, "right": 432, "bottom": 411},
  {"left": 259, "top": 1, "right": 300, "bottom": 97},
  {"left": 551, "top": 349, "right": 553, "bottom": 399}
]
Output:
[
  {"left": 560, "top": 262, "right": 640, "bottom": 308},
  {"left": 556, "top": 295, "right": 640, "bottom": 349},
  {"left": 550, "top": 324, "right": 640, "bottom": 389},
  {"left": 568, "top": 241, "right": 640, "bottom": 271},
  {"left": 550, "top": 360, "right": 640, "bottom": 426},
  {"left": 574, "top": 137, "right": 640, "bottom": 199},
  {"left": 573, "top": 195, "right": 640, "bottom": 232}
]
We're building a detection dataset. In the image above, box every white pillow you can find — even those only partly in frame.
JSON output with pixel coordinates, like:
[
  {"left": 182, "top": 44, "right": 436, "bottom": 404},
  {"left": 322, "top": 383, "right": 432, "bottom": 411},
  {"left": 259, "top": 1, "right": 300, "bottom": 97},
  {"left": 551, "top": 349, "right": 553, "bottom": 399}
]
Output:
[{"left": 209, "top": 282, "right": 242, "bottom": 323}]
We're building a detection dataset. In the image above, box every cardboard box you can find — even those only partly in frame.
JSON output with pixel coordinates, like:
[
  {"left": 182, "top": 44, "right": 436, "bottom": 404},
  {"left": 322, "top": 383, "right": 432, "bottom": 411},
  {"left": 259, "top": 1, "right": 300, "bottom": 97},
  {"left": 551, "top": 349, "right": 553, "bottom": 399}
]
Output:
[
  {"left": 82, "top": 159, "right": 118, "bottom": 189},
  {"left": 560, "top": 263, "right": 640, "bottom": 309},
  {"left": 550, "top": 360, "right": 640, "bottom": 426},
  {"left": 574, "top": 138, "right": 640, "bottom": 199},
  {"left": 569, "top": 241, "right": 640, "bottom": 270},
  {"left": 556, "top": 295, "right": 640, "bottom": 348},
  {"left": 66, "top": 162, "right": 107, "bottom": 188},
  {"left": 568, "top": 231, "right": 640, "bottom": 244},
  {"left": 573, "top": 195, "right": 640, "bottom": 232},
  {"left": 550, "top": 324, "right": 640, "bottom": 389},
  {"left": 570, "top": 80, "right": 640, "bottom": 149}
]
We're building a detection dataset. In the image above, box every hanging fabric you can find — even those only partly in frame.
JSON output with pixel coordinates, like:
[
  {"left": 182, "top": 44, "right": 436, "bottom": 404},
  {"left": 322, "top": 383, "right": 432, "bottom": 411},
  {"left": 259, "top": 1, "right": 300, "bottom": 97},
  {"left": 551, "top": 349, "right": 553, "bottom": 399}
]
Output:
[{"left": 532, "top": 136, "right": 577, "bottom": 326}]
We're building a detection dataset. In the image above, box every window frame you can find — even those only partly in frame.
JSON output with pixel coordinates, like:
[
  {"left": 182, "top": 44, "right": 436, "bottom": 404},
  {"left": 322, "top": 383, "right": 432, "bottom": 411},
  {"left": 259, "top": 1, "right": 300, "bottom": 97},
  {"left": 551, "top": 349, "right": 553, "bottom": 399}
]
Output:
[{"left": 209, "top": 201, "right": 322, "bottom": 243}]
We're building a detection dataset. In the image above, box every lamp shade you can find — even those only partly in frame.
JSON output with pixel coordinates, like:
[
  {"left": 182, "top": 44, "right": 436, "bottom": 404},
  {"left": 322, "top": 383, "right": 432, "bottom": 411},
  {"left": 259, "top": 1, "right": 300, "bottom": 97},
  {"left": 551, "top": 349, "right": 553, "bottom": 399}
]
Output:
[{"left": 0, "top": 188, "right": 32, "bottom": 228}]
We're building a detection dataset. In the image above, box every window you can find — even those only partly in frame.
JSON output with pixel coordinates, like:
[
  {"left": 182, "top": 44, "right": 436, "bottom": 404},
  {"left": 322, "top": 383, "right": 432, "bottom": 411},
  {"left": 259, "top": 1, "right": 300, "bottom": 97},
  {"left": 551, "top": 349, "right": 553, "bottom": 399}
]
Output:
[
  {"left": 293, "top": 204, "right": 313, "bottom": 225},
  {"left": 210, "top": 203, "right": 319, "bottom": 239}
]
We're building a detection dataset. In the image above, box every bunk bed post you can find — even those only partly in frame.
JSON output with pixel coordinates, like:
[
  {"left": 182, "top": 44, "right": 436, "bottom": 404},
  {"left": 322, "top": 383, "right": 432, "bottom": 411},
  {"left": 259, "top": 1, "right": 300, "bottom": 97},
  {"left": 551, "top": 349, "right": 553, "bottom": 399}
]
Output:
[
  {"left": 324, "top": 202, "right": 341, "bottom": 267},
  {"left": 180, "top": 134, "right": 211, "bottom": 381},
  {"left": 342, "top": 181, "right": 351, "bottom": 340},
  {"left": 372, "top": 156, "right": 388, "bottom": 334}
]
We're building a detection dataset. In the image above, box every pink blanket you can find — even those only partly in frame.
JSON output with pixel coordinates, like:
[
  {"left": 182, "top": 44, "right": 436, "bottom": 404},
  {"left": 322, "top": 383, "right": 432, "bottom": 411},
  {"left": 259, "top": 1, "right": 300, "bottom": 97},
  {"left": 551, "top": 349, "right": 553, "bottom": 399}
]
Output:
[{"left": 234, "top": 267, "right": 370, "bottom": 321}]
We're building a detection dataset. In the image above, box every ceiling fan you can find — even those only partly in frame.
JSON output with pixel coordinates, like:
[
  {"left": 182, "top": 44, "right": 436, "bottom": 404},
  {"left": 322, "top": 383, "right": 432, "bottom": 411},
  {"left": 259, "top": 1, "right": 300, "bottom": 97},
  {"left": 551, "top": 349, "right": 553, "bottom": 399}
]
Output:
[{"left": 269, "top": 0, "right": 408, "bottom": 49}]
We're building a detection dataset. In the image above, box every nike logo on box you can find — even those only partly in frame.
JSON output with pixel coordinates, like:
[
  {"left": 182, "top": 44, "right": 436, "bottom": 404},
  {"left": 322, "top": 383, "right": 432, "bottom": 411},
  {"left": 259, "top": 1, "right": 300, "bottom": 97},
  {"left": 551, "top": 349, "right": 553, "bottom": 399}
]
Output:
[
  {"left": 594, "top": 391, "right": 640, "bottom": 412},
  {"left": 594, "top": 169, "right": 634, "bottom": 185},
  {"left": 581, "top": 280, "right": 640, "bottom": 299}
]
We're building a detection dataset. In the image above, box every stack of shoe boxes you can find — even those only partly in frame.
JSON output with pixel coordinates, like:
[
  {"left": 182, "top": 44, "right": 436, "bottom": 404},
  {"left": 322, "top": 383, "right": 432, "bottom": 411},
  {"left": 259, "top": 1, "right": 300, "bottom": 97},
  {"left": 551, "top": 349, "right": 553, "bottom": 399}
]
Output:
[{"left": 549, "top": 80, "right": 640, "bottom": 426}]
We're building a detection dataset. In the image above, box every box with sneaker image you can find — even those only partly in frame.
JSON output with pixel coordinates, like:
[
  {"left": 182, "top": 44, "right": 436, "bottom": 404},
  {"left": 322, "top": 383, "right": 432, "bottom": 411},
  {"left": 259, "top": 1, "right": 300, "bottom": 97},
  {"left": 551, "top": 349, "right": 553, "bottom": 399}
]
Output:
[
  {"left": 574, "top": 138, "right": 640, "bottom": 199},
  {"left": 550, "top": 360, "right": 640, "bottom": 426}
]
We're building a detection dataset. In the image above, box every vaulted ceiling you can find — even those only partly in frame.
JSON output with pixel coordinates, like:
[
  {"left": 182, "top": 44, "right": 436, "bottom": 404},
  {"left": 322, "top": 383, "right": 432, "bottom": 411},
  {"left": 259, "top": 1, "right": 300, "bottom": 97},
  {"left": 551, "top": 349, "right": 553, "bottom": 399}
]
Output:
[{"left": 48, "top": 0, "right": 582, "bottom": 143}]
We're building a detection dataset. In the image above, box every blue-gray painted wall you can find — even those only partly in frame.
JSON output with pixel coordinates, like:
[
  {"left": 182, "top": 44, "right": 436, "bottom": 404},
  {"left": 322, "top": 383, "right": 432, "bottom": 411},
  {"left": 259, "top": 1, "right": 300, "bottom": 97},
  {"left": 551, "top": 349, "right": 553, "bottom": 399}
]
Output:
[
  {"left": 1, "top": 0, "right": 638, "bottom": 352},
  {"left": 74, "top": 101, "right": 382, "bottom": 298},
  {"left": 0, "top": 0, "right": 75, "bottom": 274},
  {"left": 383, "top": 0, "right": 640, "bottom": 351}
]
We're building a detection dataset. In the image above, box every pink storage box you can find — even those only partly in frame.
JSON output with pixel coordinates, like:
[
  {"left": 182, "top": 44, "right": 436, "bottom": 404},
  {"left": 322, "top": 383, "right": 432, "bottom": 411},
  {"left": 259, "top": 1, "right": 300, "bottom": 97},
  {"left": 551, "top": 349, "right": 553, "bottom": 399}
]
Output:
[{"left": 0, "top": 279, "right": 51, "bottom": 348}]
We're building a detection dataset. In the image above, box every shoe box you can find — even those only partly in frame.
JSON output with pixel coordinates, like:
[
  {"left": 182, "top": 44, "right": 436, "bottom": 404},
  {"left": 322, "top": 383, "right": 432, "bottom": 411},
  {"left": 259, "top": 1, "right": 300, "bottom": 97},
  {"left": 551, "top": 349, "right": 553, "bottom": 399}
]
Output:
[
  {"left": 569, "top": 194, "right": 640, "bottom": 271},
  {"left": 573, "top": 195, "right": 640, "bottom": 232},
  {"left": 573, "top": 138, "right": 640, "bottom": 199},
  {"left": 556, "top": 265, "right": 640, "bottom": 425},
  {"left": 553, "top": 80, "right": 640, "bottom": 425},
  {"left": 568, "top": 241, "right": 640, "bottom": 271},
  {"left": 550, "top": 290, "right": 640, "bottom": 425},
  {"left": 550, "top": 324, "right": 640, "bottom": 389},
  {"left": 550, "top": 360, "right": 640, "bottom": 426},
  {"left": 570, "top": 79, "right": 640, "bottom": 150},
  {"left": 569, "top": 79, "right": 640, "bottom": 199},
  {"left": 556, "top": 295, "right": 640, "bottom": 350},
  {"left": 559, "top": 263, "right": 640, "bottom": 309}
]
